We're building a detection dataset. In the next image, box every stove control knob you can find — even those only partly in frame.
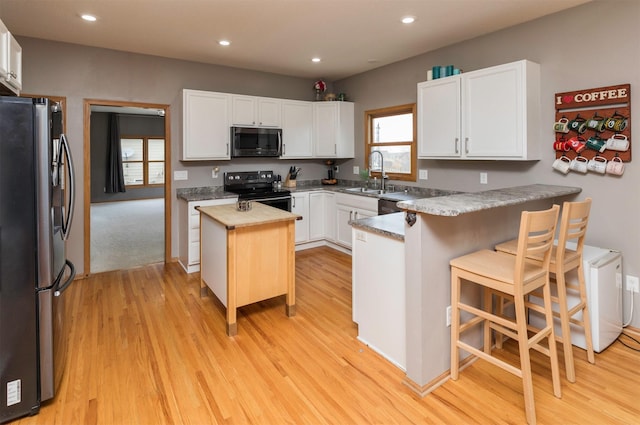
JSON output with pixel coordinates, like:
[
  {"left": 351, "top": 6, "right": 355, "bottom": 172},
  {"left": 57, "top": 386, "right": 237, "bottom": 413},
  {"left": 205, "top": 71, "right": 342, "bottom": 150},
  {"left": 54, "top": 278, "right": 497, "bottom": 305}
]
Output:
[
  {"left": 234, "top": 175, "right": 240, "bottom": 180},
  {"left": 260, "top": 173, "right": 266, "bottom": 178},
  {"left": 266, "top": 173, "right": 272, "bottom": 178}
]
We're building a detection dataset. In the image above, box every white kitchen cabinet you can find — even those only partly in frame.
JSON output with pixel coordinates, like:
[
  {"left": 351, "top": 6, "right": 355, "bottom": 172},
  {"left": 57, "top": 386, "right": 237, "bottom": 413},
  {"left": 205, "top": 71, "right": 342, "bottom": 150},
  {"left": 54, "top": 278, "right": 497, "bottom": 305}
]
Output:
[
  {"left": 291, "top": 192, "right": 309, "bottom": 244},
  {"left": 335, "top": 193, "right": 377, "bottom": 249},
  {"left": 281, "top": 100, "right": 313, "bottom": 158},
  {"left": 418, "top": 60, "right": 540, "bottom": 160},
  {"left": 178, "top": 197, "right": 237, "bottom": 273},
  {"left": 181, "top": 90, "right": 231, "bottom": 160},
  {"left": 231, "top": 95, "right": 281, "bottom": 127},
  {"left": 313, "top": 101, "right": 355, "bottom": 158},
  {"left": 323, "top": 192, "right": 336, "bottom": 242},
  {"left": 308, "top": 192, "right": 326, "bottom": 241},
  {"left": 0, "top": 19, "right": 22, "bottom": 95}
]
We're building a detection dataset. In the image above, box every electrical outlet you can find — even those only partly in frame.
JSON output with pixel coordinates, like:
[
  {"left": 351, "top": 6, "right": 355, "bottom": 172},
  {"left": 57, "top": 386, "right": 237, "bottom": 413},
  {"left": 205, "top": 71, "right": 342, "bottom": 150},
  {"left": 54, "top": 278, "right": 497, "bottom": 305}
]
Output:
[
  {"left": 419, "top": 169, "right": 428, "bottom": 180},
  {"left": 353, "top": 165, "right": 359, "bottom": 175},
  {"left": 480, "top": 172, "right": 488, "bottom": 184},
  {"left": 355, "top": 231, "right": 367, "bottom": 242},
  {"left": 446, "top": 306, "right": 451, "bottom": 327},
  {"left": 211, "top": 167, "right": 219, "bottom": 179},
  {"left": 335, "top": 165, "right": 340, "bottom": 173},
  {"left": 626, "top": 275, "right": 639, "bottom": 293}
]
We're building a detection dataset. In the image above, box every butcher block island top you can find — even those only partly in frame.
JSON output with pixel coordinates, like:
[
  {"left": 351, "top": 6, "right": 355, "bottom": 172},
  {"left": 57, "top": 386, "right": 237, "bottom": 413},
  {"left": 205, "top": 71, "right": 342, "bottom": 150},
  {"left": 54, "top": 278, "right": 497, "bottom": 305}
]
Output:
[
  {"left": 197, "top": 203, "right": 301, "bottom": 336},
  {"left": 198, "top": 202, "right": 300, "bottom": 229}
]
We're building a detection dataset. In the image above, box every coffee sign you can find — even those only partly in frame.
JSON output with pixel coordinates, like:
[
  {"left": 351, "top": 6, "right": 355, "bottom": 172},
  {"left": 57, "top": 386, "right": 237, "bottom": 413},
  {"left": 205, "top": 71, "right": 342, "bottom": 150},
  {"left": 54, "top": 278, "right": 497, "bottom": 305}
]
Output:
[{"left": 556, "top": 84, "right": 630, "bottom": 109}]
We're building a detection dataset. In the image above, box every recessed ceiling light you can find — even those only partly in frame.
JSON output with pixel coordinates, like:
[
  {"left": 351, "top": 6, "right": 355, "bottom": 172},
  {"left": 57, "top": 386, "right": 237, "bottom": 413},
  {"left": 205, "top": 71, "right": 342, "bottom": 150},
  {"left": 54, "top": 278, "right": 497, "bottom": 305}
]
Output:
[
  {"left": 312, "top": 57, "right": 321, "bottom": 63},
  {"left": 401, "top": 16, "right": 415, "bottom": 24},
  {"left": 218, "top": 40, "right": 231, "bottom": 46},
  {"left": 81, "top": 14, "right": 97, "bottom": 22}
]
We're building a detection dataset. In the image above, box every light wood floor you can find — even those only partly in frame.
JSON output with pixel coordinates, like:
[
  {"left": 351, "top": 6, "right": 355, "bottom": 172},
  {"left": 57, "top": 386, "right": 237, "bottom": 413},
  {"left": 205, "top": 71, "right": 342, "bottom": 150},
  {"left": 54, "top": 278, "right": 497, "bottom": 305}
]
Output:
[{"left": 14, "top": 247, "right": 640, "bottom": 424}]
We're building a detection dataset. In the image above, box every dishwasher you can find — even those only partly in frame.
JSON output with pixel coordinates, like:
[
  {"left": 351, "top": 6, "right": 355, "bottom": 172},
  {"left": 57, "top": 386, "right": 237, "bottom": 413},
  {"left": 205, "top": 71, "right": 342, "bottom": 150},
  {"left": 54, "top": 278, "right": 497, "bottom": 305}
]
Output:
[{"left": 529, "top": 244, "right": 623, "bottom": 353}]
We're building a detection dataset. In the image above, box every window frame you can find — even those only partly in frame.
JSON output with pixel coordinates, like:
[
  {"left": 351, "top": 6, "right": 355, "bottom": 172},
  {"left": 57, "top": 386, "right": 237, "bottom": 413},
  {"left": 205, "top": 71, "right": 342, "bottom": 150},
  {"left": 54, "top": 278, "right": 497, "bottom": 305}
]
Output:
[
  {"left": 120, "top": 135, "right": 165, "bottom": 188},
  {"left": 364, "top": 103, "right": 417, "bottom": 182}
]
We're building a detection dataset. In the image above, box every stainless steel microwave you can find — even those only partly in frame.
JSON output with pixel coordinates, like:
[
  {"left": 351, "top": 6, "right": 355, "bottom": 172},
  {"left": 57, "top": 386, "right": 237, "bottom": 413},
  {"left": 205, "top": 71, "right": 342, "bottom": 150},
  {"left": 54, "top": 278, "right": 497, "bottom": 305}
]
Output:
[{"left": 231, "top": 127, "right": 282, "bottom": 157}]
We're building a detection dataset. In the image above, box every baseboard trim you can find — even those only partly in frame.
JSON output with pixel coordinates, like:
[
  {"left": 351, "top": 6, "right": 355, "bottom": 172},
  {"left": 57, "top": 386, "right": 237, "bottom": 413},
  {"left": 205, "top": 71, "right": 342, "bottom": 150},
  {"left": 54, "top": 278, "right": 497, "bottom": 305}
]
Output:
[
  {"left": 402, "top": 356, "right": 478, "bottom": 397},
  {"left": 622, "top": 326, "right": 640, "bottom": 339}
]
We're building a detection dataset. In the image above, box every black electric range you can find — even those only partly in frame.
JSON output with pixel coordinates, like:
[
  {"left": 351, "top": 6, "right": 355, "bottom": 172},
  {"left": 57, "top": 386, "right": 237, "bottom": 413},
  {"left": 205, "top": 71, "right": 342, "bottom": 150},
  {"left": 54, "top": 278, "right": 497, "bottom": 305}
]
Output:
[{"left": 224, "top": 171, "right": 291, "bottom": 211}]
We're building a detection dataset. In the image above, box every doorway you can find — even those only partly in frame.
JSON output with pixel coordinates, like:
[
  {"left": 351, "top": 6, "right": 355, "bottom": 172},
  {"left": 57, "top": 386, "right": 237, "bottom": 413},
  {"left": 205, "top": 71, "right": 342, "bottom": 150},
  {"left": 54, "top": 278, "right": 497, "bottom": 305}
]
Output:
[{"left": 83, "top": 99, "right": 171, "bottom": 276}]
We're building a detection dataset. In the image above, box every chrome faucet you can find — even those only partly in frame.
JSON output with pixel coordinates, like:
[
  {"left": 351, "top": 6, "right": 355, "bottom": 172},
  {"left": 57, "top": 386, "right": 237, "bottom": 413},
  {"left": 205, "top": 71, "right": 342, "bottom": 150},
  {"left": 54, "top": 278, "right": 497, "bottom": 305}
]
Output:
[{"left": 368, "top": 150, "right": 386, "bottom": 192}]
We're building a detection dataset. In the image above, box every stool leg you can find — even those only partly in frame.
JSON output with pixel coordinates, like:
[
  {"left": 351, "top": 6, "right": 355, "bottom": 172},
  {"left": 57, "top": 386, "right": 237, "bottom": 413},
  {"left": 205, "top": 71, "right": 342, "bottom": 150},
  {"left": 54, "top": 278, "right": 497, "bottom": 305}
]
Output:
[
  {"left": 450, "top": 268, "right": 461, "bottom": 380},
  {"left": 514, "top": 293, "right": 536, "bottom": 425},
  {"left": 483, "top": 288, "right": 492, "bottom": 354},
  {"left": 542, "top": 278, "right": 563, "bottom": 399},
  {"left": 577, "top": 261, "right": 596, "bottom": 364},
  {"left": 495, "top": 293, "right": 504, "bottom": 349},
  {"left": 555, "top": 268, "right": 576, "bottom": 383}
]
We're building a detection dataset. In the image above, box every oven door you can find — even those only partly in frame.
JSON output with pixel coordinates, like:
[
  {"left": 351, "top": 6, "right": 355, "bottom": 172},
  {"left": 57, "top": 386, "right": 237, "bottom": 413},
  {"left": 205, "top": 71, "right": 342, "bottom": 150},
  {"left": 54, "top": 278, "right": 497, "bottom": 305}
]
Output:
[{"left": 253, "top": 195, "right": 292, "bottom": 212}]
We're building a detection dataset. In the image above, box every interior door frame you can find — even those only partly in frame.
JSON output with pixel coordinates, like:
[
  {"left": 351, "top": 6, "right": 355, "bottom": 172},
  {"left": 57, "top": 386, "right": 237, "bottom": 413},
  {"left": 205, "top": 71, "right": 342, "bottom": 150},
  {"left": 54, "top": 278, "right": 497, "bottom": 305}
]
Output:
[{"left": 83, "top": 99, "right": 171, "bottom": 276}]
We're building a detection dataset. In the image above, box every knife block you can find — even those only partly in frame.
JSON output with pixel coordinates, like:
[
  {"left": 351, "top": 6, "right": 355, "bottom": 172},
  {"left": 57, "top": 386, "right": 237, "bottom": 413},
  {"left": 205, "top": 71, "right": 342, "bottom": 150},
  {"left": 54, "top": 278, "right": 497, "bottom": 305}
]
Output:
[{"left": 284, "top": 175, "right": 296, "bottom": 188}]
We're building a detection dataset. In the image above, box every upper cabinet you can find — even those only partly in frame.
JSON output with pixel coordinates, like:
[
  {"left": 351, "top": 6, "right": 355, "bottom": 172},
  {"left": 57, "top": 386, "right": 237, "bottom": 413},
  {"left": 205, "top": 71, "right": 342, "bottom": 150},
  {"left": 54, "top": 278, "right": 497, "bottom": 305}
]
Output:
[
  {"left": 231, "top": 95, "right": 281, "bottom": 127},
  {"left": 418, "top": 60, "right": 540, "bottom": 160},
  {"left": 313, "top": 101, "right": 355, "bottom": 158},
  {"left": 181, "top": 89, "right": 231, "bottom": 160},
  {"left": 0, "top": 19, "right": 22, "bottom": 95},
  {"left": 281, "top": 100, "right": 313, "bottom": 158}
]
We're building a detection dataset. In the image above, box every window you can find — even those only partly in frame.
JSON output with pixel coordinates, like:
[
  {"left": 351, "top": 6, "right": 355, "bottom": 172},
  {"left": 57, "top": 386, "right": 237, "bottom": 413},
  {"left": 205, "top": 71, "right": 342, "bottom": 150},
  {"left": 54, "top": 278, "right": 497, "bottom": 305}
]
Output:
[
  {"left": 121, "top": 137, "right": 165, "bottom": 187},
  {"left": 364, "top": 103, "right": 416, "bottom": 182}
]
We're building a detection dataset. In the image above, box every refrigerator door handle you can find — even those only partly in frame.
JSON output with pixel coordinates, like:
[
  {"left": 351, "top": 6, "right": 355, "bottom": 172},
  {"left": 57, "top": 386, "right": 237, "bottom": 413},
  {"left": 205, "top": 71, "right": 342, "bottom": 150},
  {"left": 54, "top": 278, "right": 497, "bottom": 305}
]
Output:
[
  {"left": 60, "top": 134, "right": 75, "bottom": 241},
  {"left": 54, "top": 260, "right": 76, "bottom": 297}
]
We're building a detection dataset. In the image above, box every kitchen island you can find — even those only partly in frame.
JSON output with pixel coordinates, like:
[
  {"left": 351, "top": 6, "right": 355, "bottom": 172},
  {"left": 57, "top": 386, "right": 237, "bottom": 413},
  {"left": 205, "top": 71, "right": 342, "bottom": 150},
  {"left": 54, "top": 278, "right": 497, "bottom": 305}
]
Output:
[{"left": 197, "top": 202, "right": 300, "bottom": 336}]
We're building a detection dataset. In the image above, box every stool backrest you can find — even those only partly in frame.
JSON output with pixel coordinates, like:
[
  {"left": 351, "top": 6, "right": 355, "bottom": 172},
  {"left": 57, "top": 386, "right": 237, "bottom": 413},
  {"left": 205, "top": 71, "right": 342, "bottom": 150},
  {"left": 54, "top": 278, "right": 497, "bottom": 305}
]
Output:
[
  {"left": 514, "top": 205, "right": 560, "bottom": 290},
  {"left": 556, "top": 198, "right": 592, "bottom": 264}
]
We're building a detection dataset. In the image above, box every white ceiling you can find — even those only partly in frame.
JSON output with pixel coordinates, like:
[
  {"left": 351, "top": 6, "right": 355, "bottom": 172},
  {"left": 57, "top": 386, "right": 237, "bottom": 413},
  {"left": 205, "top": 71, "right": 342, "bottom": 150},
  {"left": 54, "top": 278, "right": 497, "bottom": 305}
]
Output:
[{"left": 0, "top": 0, "right": 590, "bottom": 80}]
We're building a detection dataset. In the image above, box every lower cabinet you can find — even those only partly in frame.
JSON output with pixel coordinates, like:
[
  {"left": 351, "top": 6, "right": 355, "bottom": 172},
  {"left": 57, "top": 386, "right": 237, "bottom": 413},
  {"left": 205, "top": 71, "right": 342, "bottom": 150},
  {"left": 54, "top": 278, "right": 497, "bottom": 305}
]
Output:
[
  {"left": 178, "top": 197, "right": 237, "bottom": 273},
  {"left": 335, "top": 193, "right": 378, "bottom": 249},
  {"left": 291, "top": 192, "right": 309, "bottom": 243}
]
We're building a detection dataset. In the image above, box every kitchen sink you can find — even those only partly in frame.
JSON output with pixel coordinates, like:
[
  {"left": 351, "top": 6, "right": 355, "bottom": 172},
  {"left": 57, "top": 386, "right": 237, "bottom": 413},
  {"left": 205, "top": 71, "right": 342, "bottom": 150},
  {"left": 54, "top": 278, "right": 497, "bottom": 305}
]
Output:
[{"left": 345, "top": 187, "right": 386, "bottom": 195}]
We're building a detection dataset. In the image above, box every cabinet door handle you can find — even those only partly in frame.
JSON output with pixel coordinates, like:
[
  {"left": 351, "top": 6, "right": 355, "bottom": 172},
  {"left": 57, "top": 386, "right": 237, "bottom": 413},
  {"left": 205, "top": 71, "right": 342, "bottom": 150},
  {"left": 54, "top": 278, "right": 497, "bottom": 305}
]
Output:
[
  {"left": 283, "top": 144, "right": 286, "bottom": 155},
  {"left": 226, "top": 143, "right": 229, "bottom": 155},
  {"left": 349, "top": 211, "right": 353, "bottom": 221},
  {"left": 292, "top": 197, "right": 296, "bottom": 208},
  {"left": 334, "top": 144, "right": 337, "bottom": 155},
  {"left": 354, "top": 211, "right": 359, "bottom": 219},
  {"left": 465, "top": 137, "right": 469, "bottom": 154},
  {"left": 455, "top": 137, "right": 459, "bottom": 154}
]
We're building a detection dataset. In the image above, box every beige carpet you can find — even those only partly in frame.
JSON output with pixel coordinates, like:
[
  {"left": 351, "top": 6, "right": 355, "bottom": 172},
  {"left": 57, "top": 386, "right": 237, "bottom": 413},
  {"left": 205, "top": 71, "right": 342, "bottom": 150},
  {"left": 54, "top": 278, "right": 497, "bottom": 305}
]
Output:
[{"left": 90, "top": 198, "right": 164, "bottom": 273}]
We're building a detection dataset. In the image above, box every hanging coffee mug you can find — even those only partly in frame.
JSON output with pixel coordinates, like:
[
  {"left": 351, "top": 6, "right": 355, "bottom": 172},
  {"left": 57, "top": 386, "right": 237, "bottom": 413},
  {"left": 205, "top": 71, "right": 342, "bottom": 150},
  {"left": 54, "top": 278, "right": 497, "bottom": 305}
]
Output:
[
  {"left": 606, "top": 157, "right": 625, "bottom": 176},
  {"left": 552, "top": 155, "right": 571, "bottom": 174},
  {"left": 604, "top": 114, "right": 627, "bottom": 132},
  {"left": 553, "top": 140, "right": 570, "bottom": 151},
  {"left": 567, "top": 136, "right": 586, "bottom": 153},
  {"left": 553, "top": 118, "right": 570, "bottom": 133},
  {"left": 587, "top": 156, "right": 607, "bottom": 174},
  {"left": 585, "top": 114, "right": 606, "bottom": 132},
  {"left": 605, "top": 134, "right": 629, "bottom": 151},
  {"left": 585, "top": 136, "right": 607, "bottom": 153},
  {"left": 569, "top": 156, "right": 588, "bottom": 174},
  {"left": 568, "top": 116, "right": 587, "bottom": 134}
]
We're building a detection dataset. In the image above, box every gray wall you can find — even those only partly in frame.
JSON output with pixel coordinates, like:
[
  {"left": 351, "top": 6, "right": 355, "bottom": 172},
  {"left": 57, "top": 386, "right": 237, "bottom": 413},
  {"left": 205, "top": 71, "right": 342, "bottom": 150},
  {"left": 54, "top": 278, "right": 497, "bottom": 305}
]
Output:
[
  {"left": 335, "top": 0, "right": 640, "bottom": 328},
  {"left": 18, "top": 0, "right": 640, "bottom": 327},
  {"left": 90, "top": 112, "right": 165, "bottom": 202}
]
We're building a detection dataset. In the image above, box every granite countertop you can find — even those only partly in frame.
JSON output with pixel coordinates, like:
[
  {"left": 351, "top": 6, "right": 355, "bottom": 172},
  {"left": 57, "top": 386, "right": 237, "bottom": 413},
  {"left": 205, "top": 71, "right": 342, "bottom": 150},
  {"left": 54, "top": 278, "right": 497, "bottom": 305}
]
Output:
[
  {"left": 397, "top": 184, "right": 581, "bottom": 217},
  {"left": 350, "top": 212, "right": 405, "bottom": 241},
  {"left": 197, "top": 202, "right": 300, "bottom": 229},
  {"left": 177, "top": 182, "right": 459, "bottom": 202}
]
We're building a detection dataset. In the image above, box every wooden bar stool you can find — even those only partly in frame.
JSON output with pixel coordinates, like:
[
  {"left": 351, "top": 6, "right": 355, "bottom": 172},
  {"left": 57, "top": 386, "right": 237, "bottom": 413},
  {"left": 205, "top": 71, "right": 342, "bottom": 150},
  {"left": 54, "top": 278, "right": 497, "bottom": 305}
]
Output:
[
  {"left": 494, "top": 198, "right": 594, "bottom": 383},
  {"left": 450, "top": 205, "right": 561, "bottom": 425}
]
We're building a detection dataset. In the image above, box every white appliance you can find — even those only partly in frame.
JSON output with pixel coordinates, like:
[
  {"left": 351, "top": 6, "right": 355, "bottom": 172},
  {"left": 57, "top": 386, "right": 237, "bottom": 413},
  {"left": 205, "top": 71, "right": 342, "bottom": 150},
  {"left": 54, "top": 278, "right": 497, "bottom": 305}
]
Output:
[{"left": 529, "top": 244, "right": 622, "bottom": 353}]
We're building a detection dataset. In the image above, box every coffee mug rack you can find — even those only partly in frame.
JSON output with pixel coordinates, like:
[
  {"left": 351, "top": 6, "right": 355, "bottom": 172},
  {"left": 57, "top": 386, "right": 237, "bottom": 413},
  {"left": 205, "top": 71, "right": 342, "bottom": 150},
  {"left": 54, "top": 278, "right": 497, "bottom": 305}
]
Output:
[{"left": 554, "top": 84, "right": 631, "bottom": 176}]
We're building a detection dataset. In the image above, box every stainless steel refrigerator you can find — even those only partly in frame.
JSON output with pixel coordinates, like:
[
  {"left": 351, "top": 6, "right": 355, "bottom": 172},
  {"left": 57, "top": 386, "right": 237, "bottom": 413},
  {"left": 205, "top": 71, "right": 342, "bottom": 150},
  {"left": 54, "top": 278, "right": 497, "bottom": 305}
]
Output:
[{"left": 0, "top": 96, "right": 75, "bottom": 423}]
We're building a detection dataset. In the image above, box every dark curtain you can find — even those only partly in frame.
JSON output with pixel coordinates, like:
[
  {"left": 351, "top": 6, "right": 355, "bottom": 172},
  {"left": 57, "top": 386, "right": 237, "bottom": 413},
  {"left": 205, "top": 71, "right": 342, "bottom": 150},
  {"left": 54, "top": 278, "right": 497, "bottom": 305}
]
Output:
[{"left": 105, "top": 113, "right": 126, "bottom": 193}]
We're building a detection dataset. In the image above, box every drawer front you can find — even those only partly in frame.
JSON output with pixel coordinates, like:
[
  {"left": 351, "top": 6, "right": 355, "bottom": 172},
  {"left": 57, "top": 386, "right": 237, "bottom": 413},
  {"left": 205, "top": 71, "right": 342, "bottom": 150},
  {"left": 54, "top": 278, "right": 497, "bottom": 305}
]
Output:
[
  {"left": 335, "top": 193, "right": 378, "bottom": 213},
  {"left": 189, "top": 242, "right": 200, "bottom": 264}
]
